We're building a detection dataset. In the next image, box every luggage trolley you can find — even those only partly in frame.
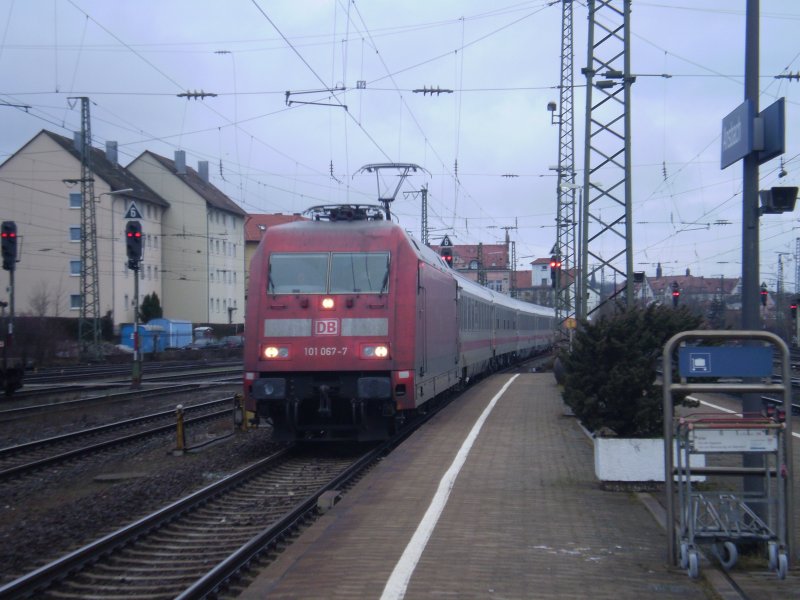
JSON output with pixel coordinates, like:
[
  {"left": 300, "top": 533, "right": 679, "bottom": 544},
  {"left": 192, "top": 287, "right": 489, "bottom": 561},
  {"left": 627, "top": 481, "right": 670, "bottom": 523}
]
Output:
[
  {"left": 662, "top": 331, "right": 794, "bottom": 579},
  {"left": 674, "top": 413, "right": 787, "bottom": 577}
]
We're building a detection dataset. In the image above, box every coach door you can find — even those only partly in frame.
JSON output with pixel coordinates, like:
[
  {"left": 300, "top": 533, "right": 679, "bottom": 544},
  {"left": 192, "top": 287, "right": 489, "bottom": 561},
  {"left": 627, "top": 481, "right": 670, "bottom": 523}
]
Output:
[{"left": 417, "top": 283, "right": 428, "bottom": 377}]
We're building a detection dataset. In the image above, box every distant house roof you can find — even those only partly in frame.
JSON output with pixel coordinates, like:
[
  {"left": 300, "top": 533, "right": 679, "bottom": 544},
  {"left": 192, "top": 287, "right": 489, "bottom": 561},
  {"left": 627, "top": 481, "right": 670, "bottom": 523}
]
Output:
[
  {"left": 138, "top": 150, "right": 246, "bottom": 217},
  {"left": 649, "top": 275, "right": 739, "bottom": 295},
  {"left": 244, "top": 213, "right": 307, "bottom": 242},
  {"left": 531, "top": 257, "right": 551, "bottom": 267},
  {"left": 433, "top": 243, "right": 509, "bottom": 269},
  {"left": 514, "top": 270, "right": 532, "bottom": 288},
  {"left": 39, "top": 130, "right": 168, "bottom": 207}
]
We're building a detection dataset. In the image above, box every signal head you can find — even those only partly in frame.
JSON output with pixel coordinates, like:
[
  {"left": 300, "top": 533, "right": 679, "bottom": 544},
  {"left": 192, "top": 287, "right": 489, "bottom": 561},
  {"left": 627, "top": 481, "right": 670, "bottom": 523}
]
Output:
[
  {"left": 1, "top": 221, "right": 18, "bottom": 271},
  {"left": 125, "top": 220, "right": 143, "bottom": 267}
]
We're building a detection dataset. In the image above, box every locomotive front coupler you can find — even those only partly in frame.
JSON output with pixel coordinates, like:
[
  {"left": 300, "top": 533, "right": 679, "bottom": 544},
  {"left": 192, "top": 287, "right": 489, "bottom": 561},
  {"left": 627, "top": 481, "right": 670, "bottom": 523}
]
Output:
[
  {"left": 351, "top": 398, "right": 366, "bottom": 426},
  {"left": 318, "top": 384, "right": 332, "bottom": 416}
]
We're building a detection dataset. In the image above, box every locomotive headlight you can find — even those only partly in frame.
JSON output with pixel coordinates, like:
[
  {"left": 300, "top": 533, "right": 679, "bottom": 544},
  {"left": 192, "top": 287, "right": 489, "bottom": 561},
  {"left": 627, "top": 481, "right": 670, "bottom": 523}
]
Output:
[
  {"left": 263, "top": 345, "right": 290, "bottom": 359},
  {"left": 361, "top": 344, "right": 389, "bottom": 359},
  {"left": 321, "top": 297, "right": 335, "bottom": 310}
]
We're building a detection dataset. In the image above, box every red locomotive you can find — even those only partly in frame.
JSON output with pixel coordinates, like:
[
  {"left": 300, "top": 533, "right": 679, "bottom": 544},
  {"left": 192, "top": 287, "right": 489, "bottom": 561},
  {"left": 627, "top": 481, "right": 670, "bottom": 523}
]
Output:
[{"left": 243, "top": 204, "right": 555, "bottom": 441}]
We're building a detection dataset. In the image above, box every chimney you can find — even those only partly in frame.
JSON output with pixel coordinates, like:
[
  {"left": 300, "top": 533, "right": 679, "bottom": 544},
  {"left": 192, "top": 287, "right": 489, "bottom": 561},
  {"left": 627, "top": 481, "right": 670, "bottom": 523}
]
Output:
[
  {"left": 105, "top": 141, "right": 118, "bottom": 165},
  {"left": 198, "top": 160, "right": 209, "bottom": 182},
  {"left": 73, "top": 131, "right": 84, "bottom": 155},
  {"left": 175, "top": 150, "right": 186, "bottom": 175}
]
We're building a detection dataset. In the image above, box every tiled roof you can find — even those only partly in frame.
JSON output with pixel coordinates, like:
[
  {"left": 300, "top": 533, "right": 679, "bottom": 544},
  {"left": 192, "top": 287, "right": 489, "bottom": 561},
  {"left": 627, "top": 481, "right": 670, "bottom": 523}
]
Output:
[
  {"left": 41, "top": 130, "right": 168, "bottom": 207},
  {"left": 433, "top": 243, "right": 509, "bottom": 268},
  {"left": 244, "top": 213, "right": 307, "bottom": 242},
  {"left": 141, "top": 150, "right": 246, "bottom": 217},
  {"left": 514, "top": 270, "right": 532, "bottom": 288}
]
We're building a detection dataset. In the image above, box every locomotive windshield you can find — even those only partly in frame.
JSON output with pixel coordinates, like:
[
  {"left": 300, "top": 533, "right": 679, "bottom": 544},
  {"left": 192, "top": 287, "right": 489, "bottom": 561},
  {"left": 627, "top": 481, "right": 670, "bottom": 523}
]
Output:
[
  {"left": 330, "top": 252, "right": 390, "bottom": 293},
  {"left": 268, "top": 251, "right": 390, "bottom": 294},
  {"left": 268, "top": 253, "right": 328, "bottom": 294}
]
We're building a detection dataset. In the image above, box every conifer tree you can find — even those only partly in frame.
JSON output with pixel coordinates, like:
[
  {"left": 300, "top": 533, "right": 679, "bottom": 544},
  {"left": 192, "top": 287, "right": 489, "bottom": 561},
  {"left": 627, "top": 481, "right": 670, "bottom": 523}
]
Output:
[{"left": 562, "top": 304, "right": 702, "bottom": 437}]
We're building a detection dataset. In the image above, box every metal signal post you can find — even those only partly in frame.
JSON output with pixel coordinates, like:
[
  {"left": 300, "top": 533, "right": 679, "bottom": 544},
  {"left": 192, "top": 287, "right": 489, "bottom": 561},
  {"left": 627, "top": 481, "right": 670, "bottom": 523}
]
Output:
[
  {"left": 126, "top": 221, "right": 143, "bottom": 388},
  {"left": 0, "top": 221, "right": 22, "bottom": 395}
]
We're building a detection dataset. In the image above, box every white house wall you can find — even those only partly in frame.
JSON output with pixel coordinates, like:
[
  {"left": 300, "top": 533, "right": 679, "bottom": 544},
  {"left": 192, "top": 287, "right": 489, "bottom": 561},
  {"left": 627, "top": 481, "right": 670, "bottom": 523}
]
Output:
[
  {"left": 0, "top": 133, "right": 162, "bottom": 327},
  {"left": 128, "top": 153, "right": 245, "bottom": 325}
]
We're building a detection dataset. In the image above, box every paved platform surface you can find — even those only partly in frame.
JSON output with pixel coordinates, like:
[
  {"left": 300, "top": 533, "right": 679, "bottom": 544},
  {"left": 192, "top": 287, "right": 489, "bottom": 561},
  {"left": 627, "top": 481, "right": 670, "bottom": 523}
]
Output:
[{"left": 239, "top": 372, "right": 797, "bottom": 599}]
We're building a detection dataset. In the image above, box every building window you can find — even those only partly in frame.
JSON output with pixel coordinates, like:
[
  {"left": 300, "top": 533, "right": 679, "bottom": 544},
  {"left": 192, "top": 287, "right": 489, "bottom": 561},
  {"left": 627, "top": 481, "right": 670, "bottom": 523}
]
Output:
[
  {"left": 69, "top": 226, "right": 81, "bottom": 241},
  {"left": 70, "top": 294, "right": 81, "bottom": 310},
  {"left": 124, "top": 294, "right": 129, "bottom": 307},
  {"left": 154, "top": 266, "right": 159, "bottom": 280},
  {"left": 69, "top": 192, "right": 81, "bottom": 209},
  {"left": 69, "top": 260, "right": 81, "bottom": 276}
]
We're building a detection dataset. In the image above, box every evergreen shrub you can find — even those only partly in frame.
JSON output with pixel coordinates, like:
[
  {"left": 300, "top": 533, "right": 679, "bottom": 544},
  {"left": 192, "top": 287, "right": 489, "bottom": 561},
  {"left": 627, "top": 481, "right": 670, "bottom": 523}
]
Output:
[{"left": 561, "top": 304, "right": 702, "bottom": 438}]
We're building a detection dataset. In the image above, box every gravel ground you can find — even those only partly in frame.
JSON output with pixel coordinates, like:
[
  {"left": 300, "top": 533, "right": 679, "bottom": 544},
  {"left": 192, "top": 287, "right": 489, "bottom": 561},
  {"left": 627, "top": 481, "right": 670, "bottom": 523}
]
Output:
[{"left": 0, "top": 387, "right": 283, "bottom": 585}]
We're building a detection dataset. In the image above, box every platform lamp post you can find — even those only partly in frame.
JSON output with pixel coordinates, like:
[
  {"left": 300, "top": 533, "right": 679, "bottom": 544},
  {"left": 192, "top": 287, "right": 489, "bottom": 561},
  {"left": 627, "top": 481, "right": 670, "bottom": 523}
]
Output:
[{"left": 125, "top": 221, "right": 143, "bottom": 389}]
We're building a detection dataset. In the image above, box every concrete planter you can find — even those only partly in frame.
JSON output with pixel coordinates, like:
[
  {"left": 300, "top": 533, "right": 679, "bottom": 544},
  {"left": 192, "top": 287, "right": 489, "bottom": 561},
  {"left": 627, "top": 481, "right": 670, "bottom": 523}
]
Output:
[{"left": 593, "top": 436, "right": 705, "bottom": 482}]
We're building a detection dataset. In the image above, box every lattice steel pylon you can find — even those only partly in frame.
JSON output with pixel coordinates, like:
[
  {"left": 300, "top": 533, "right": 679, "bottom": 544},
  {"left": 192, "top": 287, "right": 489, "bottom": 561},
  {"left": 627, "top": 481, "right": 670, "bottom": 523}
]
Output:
[
  {"left": 579, "top": 0, "right": 634, "bottom": 319},
  {"left": 795, "top": 237, "right": 800, "bottom": 294},
  {"left": 72, "top": 97, "right": 101, "bottom": 357},
  {"left": 554, "top": 0, "right": 577, "bottom": 327}
]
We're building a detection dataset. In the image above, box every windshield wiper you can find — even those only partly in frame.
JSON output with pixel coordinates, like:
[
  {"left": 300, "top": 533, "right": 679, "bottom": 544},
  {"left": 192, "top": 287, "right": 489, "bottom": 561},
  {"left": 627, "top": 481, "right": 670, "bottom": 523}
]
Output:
[{"left": 379, "top": 257, "right": 390, "bottom": 294}]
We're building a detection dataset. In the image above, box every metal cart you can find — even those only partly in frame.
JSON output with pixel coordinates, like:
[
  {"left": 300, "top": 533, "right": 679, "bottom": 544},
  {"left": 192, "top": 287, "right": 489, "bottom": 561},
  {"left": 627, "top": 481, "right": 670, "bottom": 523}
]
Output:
[
  {"left": 674, "top": 413, "right": 789, "bottom": 578},
  {"left": 662, "top": 330, "right": 794, "bottom": 580}
]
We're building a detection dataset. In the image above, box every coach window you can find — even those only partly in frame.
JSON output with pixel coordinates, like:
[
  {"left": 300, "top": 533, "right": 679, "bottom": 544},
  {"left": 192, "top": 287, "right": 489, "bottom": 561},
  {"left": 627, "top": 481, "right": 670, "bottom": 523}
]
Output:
[
  {"left": 330, "top": 252, "right": 390, "bottom": 293},
  {"left": 268, "top": 253, "right": 328, "bottom": 294}
]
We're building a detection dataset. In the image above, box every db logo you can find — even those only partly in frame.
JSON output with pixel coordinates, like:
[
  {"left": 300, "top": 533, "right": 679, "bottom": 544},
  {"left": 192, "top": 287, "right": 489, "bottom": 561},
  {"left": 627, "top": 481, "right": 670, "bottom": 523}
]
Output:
[{"left": 314, "top": 318, "right": 339, "bottom": 336}]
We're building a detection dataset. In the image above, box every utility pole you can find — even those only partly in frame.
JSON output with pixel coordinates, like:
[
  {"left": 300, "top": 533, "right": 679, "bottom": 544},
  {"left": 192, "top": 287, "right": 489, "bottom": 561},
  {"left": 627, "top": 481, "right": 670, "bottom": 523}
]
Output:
[
  {"left": 795, "top": 237, "right": 800, "bottom": 295},
  {"left": 510, "top": 240, "right": 517, "bottom": 297},
  {"left": 551, "top": 0, "right": 578, "bottom": 327},
  {"left": 403, "top": 185, "right": 429, "bottom": 245},
  {"left": 477, "top": 243, "right": 487, "bottom": 286},
  {"left": 495, "top": 224, "right": 517, "bottom": 297},
  {"left": 580, "top": 0, "right": 634, "bottom": 318},
  {"left": 69, "top": 97, "right": 101, "bottom": 360},
  {"left": 740, "top": 0, "right": 765, "bottom": 523}
]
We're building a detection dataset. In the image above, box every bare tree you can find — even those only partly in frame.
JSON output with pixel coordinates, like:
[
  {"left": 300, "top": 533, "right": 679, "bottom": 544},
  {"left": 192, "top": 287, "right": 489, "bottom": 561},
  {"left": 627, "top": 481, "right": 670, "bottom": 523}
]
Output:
[
  {"left": 52, "top": 278, "right": 65, "bottom": 317},
  {"left": 28, "top": 281, "right": 51, "bottom": 317}
]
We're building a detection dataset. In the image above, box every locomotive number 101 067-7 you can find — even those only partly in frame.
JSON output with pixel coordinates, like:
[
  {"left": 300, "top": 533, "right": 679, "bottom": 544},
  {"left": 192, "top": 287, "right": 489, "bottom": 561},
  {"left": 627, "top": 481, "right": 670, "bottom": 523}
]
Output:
[{"left": 303, "top": 346, "right": 348, "bottom": 357}]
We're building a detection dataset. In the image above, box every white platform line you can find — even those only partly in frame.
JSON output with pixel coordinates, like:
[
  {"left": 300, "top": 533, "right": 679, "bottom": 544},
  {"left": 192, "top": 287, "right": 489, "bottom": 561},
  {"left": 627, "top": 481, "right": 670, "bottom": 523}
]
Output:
[{"left": 380, "top": 374, "right": 519, "bottom": 600}]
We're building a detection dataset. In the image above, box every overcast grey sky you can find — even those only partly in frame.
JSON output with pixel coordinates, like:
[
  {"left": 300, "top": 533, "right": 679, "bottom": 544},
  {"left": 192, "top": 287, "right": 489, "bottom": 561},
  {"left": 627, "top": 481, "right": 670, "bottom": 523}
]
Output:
[{"left": 1, "top": 1, "right": 799, "bottom": 286}]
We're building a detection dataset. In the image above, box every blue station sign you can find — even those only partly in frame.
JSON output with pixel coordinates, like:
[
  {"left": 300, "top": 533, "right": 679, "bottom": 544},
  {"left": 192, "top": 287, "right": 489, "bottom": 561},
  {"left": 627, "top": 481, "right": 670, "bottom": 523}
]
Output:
[
  {"left": 678, "top": 345, "right": 773, "bottom": 378},
  {"left": 720, "top": 100, "right": 754, "bottom": 170}
]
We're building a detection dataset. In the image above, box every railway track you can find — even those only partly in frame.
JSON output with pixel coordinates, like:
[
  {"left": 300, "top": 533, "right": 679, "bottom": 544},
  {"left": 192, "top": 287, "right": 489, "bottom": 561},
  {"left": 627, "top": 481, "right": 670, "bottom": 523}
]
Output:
[
  {"left": 0, "top": 355, "right": 468, "bottom": 598},
  {"left": 0, "top": 397, "right": 236, "bottom": 481},
  {"left": 23, "top": 359, "right": 242, "bottom": 385},
  {"left": 8, "top": 365, "right": 242, "bottom": 403},
  {"left": 0, "top": 444, "right": 383, "bottom": 599}
]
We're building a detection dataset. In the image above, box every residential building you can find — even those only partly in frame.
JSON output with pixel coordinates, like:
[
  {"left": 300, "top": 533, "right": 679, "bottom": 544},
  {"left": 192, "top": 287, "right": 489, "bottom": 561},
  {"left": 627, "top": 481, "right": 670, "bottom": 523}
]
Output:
[
  {"left": 128, "top": 150, "right": 247, "bottom": 324},
  {"left": 0, "top": 130, "right": 167, "bottom": 327},
  {"left": 433, "top": 243, "right": 512, "bottom": 293}
]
